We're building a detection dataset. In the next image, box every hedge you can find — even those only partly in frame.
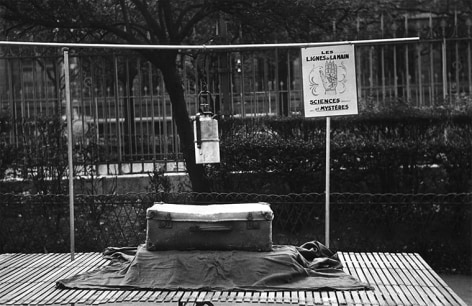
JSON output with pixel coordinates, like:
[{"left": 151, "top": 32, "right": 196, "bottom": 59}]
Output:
[{"left": 208, "top": 111, "right": 472, "bottom": 193}]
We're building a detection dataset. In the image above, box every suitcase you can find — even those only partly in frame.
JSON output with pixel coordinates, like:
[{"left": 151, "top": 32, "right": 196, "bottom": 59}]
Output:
[{"left": 146, "top": 202, "right": 274, "bottom": 251}]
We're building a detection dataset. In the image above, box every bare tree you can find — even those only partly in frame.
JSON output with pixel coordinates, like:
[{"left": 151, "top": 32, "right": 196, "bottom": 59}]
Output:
[{"left": 0, "top": 0, "right": 383, "bottom": 191}]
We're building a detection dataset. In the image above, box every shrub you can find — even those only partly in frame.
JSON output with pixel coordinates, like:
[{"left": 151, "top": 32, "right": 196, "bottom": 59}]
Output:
[{"left": 208, "top": 111, "right": 472, "bottom": 193}]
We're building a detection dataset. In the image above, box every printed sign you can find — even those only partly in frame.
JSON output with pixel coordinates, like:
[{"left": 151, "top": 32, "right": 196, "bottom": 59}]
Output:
[{"left": 301, "top": 44, "right": 358, "bottom": 117}]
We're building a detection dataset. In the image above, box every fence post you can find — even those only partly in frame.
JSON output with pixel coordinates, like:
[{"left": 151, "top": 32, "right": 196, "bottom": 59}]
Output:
[
  {"left": 63, "top": 47, "right": 75, "bottom": 261},
  {"left": 218, "top": 15, "right": 231, "bottom": 116},
  {"left": 441, "top": 18, "right": 448, "bottom": 102},
  {"left": 325, "top": 117, "right": 331, "bottom": 248}
]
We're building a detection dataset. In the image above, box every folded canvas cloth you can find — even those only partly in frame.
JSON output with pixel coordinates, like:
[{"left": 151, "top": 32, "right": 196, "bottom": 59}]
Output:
[{"left": 57, "top": 241, "right": 372, "bottom": 291}]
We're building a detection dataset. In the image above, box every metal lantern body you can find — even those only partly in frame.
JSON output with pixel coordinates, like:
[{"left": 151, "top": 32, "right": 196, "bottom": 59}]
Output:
[{"left": 194, "top": 112, "right": 220, "bottom": 164}]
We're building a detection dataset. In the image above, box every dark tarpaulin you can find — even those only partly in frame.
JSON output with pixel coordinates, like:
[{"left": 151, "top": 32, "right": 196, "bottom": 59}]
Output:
[{"left": 56, "top": 241, "right": 373, "bottom": 291}]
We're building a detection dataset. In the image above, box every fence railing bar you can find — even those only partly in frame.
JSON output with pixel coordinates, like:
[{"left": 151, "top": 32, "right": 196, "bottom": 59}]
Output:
[{"left": 0, "top": 38, "right": 420, "bottom": 50}]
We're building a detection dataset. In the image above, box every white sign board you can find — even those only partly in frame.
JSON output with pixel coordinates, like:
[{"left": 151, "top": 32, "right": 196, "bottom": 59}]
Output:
[{"left": 301, "top": 44, "right": 358, "bottom": 117}]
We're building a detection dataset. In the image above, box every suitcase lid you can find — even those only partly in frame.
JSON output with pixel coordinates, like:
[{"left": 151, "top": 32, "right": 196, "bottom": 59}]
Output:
[{"left": 147, "top": 202, "right": 273, "bottom": 222}]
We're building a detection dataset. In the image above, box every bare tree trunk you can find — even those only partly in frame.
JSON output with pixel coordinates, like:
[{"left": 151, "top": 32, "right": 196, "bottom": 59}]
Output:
[{"left": 147, "top": 51, "right": 209, "bottom": 192}]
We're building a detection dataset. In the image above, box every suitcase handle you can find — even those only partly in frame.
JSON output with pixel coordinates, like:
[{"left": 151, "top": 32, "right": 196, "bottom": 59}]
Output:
[{"left": 189, "top": 225, "right": 232, "bottom": 232}]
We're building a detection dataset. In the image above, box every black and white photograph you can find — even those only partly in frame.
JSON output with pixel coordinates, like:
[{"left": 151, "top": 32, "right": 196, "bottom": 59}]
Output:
[{"left": 0, "top": 0, "right": 470, "bottom": 305}]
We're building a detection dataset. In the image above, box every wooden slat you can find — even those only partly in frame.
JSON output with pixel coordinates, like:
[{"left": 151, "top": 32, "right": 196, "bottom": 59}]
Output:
[
  {"left": 398, "top": 253, "right": 445, "bottom": 306},
  {"left": 151, "top": 290, "right": 164, "bottom": 302},
  {"left": 312, "top": 291, "right": 322, "bottom": 305},
  {"left": 259, "top": 291, "right": 267, "bottom": 303},
  {"left": 360, "top": 253, "right": 380, "bottom": 285},
  {"left": 364, "top": 253, "right": 384, "bottom": 286},
  {"left": 171, "top": 290, "right": 184, "bottom": 303},
  {"left": 251, "top": 291, "right": 261, "bottom": 303},
  {"left": 235, "top": 291, "right": 245, "bottom": 303},
  {"left": 161, "top": 290, "right": 175, "bottom": 302},
  {"left": 393, "top": 265, "right": 425, "bottom": 305},
  {"left": 179, "top": 290, "right": 192, "bottom": 304},
  {"left": 138, "top": 290, "right": 155, "bottom": 303},
  {"left": 352, "top": 252, "right": 386, "bottom": 306},
  {"left": 19, "top": 282, "right": 54, "bottom": 305},
  {"left": 336, "top": 290, "right": 348, "bottom": 305},
  {"left": 90, "top": 290, "right": 112, "bottom": 305},
  {"left": 0, "top": 251, "right": 467, "bottom": 306},
  {"left": 76, "top": 289, "right": 99, "bottom": 304},
  {"left": 421, "top": 263, "right": 465, "bottom": 304},
  {"left": 217, "top": 290, "right": 229, "bottom": 302},
  {"left": 195, "top": 291, "right": 206, "bottom": 303},
  {"left": 291, "top": 290, "right": 299, "bottom": 304},
  {"left": 304, "top": 291, "right": 314, "bottom": 306},
  {"left": 104, "top": 289, "right": 128, "bottom": 304},
  {"left": 358, "top": 289, "right": 371, "bottom": 306},
  {"left": 275, "top": 291, "right": 283, "bottom": 303},
  {"left": 210, "top": 290, "right": 221, "bottom": 302},
  {"left": 410, "top": 253, "right": 467, "bottom": 306},
  {"left": 320, "top": 291, "right": 328, "bottom": 304},
  {"left": 0, "top": 254, "right": 33, "bottom": 269},
  {"left": 380, "top": 256, "right": 415, "bottom": 305},
  {"left": 298, "top": 290, "right": 306, "bottom": 306},
  {"left": 362, "top": 253, "right": 389, "bottom": 306},
  {"left": 133, "top": 290, "right": 151, "bottom": 302},
  {"left": 227, "top": 291, "right": 238, "bottom": 303},
  {"left": 121, "top": 289, "right": 139, "bottom": 303},
  {"left": 243, "top": 291, "right": 252, "bottom": 303}
]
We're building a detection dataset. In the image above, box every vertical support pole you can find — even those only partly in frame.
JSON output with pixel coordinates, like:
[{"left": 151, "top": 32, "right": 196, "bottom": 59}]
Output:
[
  {"left": 369, "top": 46, "right": 374, "bottom": 101},
  {"left": 381, "top": 45, "right": 385, "bottom": 103},
  {"left": 356, "top": 44, "right": 362, "bottom": 105},
  {"left": 468, "top": 30, "right": 472, "bottom": 95},
  {"left": 325, "top": 117, "right": 331, "bottom": 248},
  {"left": 274, "top": 48, "right": 279, "bottom": 115},
  {"left": 429, "top": 14, "right": 435, "bottom": 107},
  {"left": 441, "top": 19, "right": 448, "bottom": 102},
  {"left": 148, "top": 62, "right": 157, "bottom": 159},
  {"left": 454, "top": 10, "right": 459, "bottom": 105},
  {"left": 381, "top": 14, "right": 386, "bottom": 105},
  {"left": 391, "top": 23, "right": 398, "bottom": 100},
  {"left": 405, "top": 15, "right": 410, "bottom": 104},
  {"left": 442, "top": 39, "right": 447, "bottom": 102},
  {"left": 63, "top": 48, "right": 75, "bottom": 261},
  {"left": 113, "top": 55, "right": 123, "bottom": 167},
  {"left": 219, "top": 15, "right": 231, "bottom": 116},
  {"left": 241, "top": 53, "right": 246, "bottom": 117},
  {"left": 417, "top": 25, "right": 423, "bottom": 107},
  {"left": 263, "top": 56, "right": 269, "bottom": 114},
  {"left": 286, "top": 51, "right": 291, "bottom": 116}
]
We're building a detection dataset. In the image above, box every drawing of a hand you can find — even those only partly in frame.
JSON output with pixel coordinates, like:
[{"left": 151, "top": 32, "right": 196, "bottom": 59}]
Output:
[{"left": 320, "top": 61, "right": 337, "bottom": 94}]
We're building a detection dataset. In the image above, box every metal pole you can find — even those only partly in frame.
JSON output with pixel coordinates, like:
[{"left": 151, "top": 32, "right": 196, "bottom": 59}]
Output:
[
  {"left": 325, "top": 117, "right": 331, "bottom": 248},
  {"left": 441, "top": 19, "right": 448, "bottom": 102},
  {"left": 442, "top": 38, "right": 447, "bottom": 102},
  {"left": 63, "top": 48, "right": 75, "bottom": 261},
  {"left": 0, "top": 37, "right": 419, "bottom": 50}
]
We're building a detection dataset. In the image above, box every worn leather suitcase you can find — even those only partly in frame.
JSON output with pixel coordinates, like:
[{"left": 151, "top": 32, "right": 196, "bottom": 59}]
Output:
[{"left": 146, "top": 202, "right": 274, "bottom": 251}]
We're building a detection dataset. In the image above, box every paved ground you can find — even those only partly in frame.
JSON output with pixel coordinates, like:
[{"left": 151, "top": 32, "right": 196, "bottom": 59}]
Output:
[{"left": 440, "top": 274, "right": 472, "bottom": 305}]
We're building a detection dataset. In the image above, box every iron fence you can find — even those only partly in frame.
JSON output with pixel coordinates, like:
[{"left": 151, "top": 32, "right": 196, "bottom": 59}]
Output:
[
  {"left": 0, "top": 192, "right": 470, "bottom": 273},
  {"left": 0, "top": 13, "right": 471, "bottom": 173}
]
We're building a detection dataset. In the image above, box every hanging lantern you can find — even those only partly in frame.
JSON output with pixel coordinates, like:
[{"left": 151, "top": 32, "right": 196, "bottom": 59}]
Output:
[{"left": 193, "top": 89, "right": 220, "bottom": 164}]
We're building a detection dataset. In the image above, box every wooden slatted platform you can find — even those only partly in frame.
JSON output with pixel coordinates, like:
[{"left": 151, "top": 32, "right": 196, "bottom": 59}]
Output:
[{"left": 0, "top": 251, "right": 466, "bottom": 305}]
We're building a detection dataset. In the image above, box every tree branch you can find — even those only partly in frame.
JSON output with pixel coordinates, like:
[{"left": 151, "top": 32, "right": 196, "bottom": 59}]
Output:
[
  {"left": 177, "top": 6, "right": 216, "bottom": 42},
  {"left": 160, "top": 0, "right": 177, "bottom": 41},
  {"left": 157, "top": 1, "right": 168, "bottom": 42},
  {"left": 119, "top": 0, "right": 130, "bottom": 33},
  {"left": 130, "top": 0, "right": 166, "bottom": 42}
]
